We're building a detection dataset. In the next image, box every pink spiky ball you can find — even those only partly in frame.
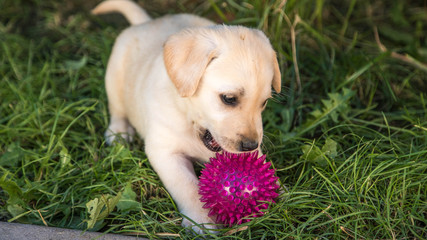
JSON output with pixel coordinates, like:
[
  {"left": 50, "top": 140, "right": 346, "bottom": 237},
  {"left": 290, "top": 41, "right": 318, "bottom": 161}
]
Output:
[{"left": 198, "top": 151, "right": 279, "bottom": 226}]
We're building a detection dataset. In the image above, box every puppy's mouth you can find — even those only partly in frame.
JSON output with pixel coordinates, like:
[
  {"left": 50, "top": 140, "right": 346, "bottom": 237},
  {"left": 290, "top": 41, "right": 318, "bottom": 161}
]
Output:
[{"left": 201, "top": 130, "right": 222, "bottom": 152}]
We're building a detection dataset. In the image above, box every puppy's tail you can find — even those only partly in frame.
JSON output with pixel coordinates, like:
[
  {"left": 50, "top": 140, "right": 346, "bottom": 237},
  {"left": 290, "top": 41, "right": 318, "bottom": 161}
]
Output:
[{"left": 92, "top": 0, "right": 151, "bottom": 25}]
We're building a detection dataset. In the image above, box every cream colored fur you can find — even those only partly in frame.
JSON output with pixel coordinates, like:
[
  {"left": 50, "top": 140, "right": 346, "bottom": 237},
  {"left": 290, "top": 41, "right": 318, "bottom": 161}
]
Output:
[{"left": 92, "top": 0, "right": 281, "bottom": 234}]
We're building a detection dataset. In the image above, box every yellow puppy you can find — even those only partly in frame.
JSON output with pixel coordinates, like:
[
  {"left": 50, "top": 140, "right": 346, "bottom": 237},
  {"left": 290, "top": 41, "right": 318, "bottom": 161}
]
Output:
[{"left": 92, "top": 0, "right": 281, "bottom": 233}]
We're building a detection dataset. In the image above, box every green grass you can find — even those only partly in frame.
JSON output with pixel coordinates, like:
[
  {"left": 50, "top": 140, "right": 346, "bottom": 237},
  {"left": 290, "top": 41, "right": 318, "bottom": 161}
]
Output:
[{"left": 1, "top": 0, "right": 426, "bottom": 239}]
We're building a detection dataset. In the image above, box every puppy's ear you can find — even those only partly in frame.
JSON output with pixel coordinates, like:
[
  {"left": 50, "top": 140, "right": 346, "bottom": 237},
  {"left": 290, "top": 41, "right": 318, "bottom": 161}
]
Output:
[
  {"left": 272, "top": 53, "right": 282, "bottom": 93},
  {"left": 163, "top": 29, "right": 217, "bottom": 97},
  {"left": 253, "top": 29, "right": 281, "bottom": 93}
]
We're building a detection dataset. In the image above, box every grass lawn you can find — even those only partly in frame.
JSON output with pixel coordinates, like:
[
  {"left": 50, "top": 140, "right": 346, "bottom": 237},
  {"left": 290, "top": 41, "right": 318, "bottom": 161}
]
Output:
[{"left": 1, "top": 0, "right": 426, "bottom": 239}]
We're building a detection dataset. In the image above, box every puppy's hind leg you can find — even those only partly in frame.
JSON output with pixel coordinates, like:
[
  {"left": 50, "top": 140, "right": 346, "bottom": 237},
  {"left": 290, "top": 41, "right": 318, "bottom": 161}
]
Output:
[{"left": 104, "top": 52, "right": 135, "bottom": 145}]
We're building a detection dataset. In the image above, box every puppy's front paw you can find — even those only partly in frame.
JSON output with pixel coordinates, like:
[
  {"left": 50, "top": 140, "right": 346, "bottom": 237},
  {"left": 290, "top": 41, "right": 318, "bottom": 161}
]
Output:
[{"left": 181, "top": 209, "right": 219, "bottom": 235}]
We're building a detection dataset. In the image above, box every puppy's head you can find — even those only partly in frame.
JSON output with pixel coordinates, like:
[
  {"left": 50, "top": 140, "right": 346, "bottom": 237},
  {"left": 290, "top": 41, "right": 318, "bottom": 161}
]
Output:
[{"left": 164, "top": 25, "right": 281, "bottom": 153}]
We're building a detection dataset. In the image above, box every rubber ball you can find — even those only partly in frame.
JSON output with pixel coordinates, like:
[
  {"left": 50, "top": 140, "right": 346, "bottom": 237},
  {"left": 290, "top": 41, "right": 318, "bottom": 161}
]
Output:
[{"left": 198, "top": 151, "right": 279, "bottom": 226}]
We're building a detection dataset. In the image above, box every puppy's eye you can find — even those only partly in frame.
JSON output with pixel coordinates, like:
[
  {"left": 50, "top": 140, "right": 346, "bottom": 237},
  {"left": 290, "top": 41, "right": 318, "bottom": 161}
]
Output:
[{"left": 221, "top": 94, "right": 238, "bottom": 106}]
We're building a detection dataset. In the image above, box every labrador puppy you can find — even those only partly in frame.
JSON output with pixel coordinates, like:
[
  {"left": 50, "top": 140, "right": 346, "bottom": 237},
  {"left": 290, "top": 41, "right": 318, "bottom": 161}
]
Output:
[{"left": 92, "top": 0, "right": 281, "bottom": 234}]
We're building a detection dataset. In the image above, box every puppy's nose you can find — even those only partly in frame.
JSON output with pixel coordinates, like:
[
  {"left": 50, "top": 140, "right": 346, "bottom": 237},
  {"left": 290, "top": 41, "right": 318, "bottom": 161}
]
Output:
[{"left": 240, "top": 139, "right": 259, "bottom": 152}]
